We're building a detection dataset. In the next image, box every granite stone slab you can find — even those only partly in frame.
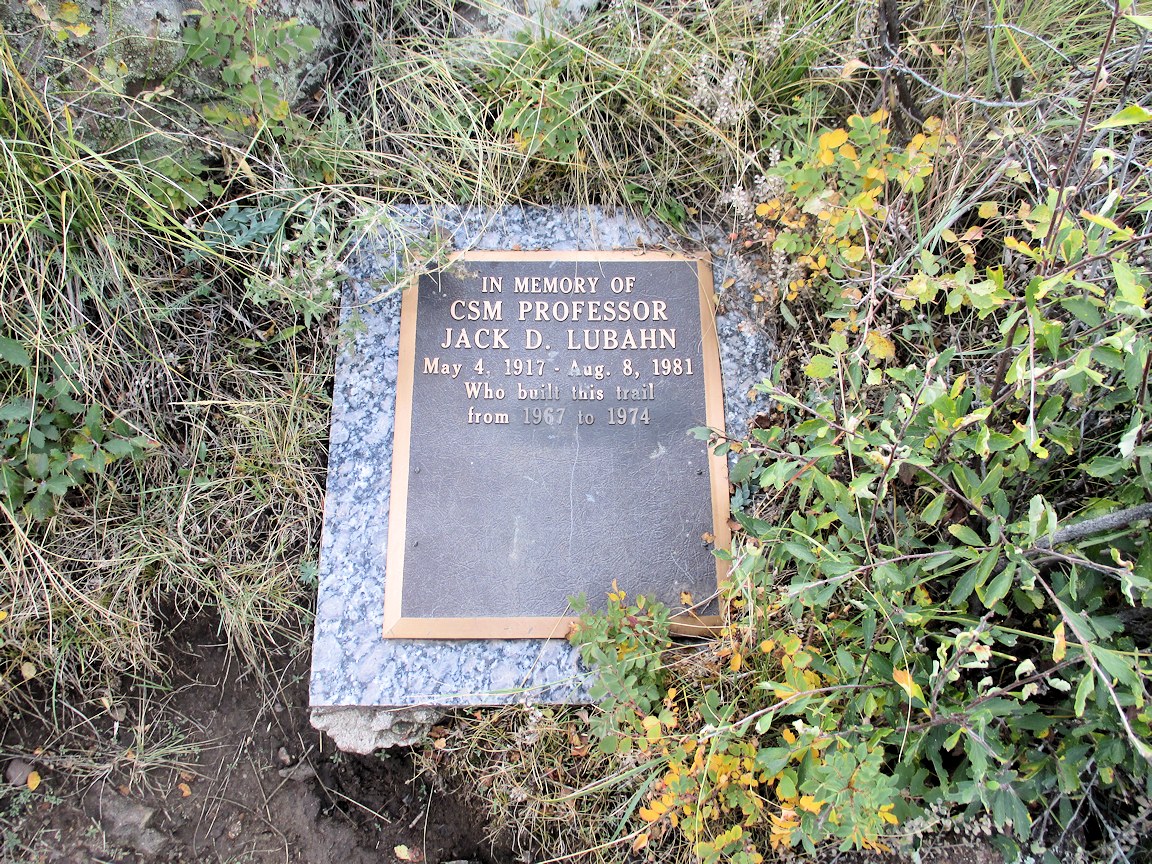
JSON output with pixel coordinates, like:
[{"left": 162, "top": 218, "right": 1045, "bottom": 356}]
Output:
[{"left": 309, "top": 206, "right": 774, "bottom": 714}]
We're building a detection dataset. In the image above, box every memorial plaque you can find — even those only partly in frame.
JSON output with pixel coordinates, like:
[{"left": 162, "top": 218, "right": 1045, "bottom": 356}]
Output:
[{"left": 384, "top": 250, "right": 729, "bottom": 639}]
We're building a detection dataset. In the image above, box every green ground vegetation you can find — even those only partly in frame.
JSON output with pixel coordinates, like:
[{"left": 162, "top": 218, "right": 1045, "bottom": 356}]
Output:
[{"left": 1, "top": 0, "right": 1151, "bottom": 860}]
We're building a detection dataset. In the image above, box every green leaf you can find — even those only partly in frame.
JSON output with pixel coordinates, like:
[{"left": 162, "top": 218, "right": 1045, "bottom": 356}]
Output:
[
  {"left": 1084, "top": 456, "right": 1128, "bottom": 478},
  {"left": 804, "top": 354, "right": 836, "bottom": 379},
  {"left": 1088, "top": 643, "right": 1140, "bottom": 688},
  {"left": 25, "top": 488, "right": 53, "bottom": 522},
  {"left": 43, "top": 474, "right": 72, "bottom": 496},
  {"left": 0, "top": 337, "right": 30, "bottom": 367},
  {"left": 981, "top": 561, "right": 1014, "bottom": 608},
  {"left": 949, "top": 563, "right": 980, "bottom": 606},
  {"left": 729, "top": 453, "right": 758, "bottom": 485},
  {"left": 1074, "top": 670, "right": 1094, "bottom": 717},
  {"left": 948, "top": 524, "right": 985, "bottom": 546},
  {"left": 922, "top": 491, "right": 948, "bottom": 525},
  {"left": 0, "top": 400, "right": 32, "bottom": 422},
  {"left": 1095, "top": 104, "right": 1152, "bottom": 130},
  {"left": 1112, "top": 260, "right": 1146, "bottom": 309},
  {"left": 1124, "top": 14, "right": 1152, "bottom": 30}
]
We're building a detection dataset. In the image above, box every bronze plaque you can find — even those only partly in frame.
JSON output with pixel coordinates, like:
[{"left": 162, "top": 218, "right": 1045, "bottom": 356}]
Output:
[{"left": 384, "top": 251, "right": 729, "bottom": 639}]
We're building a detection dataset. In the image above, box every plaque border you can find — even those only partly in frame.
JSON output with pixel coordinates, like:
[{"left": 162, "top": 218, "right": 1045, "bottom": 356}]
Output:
[{"left": 383, "top": 250, "right": 730, "bottom": 639}]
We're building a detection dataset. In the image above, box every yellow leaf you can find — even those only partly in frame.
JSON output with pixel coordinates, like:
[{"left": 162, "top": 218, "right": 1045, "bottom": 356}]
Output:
[
  {"left": 20, "top": 662, "right": 36, "bottom": 681},
  {"left": 797, "top": 795, "right": 823, "bottom": 814},
  {"left": 759, "top": 639, "right": 776, "bottom": 654},
  {"left": 864, "top": 331, "right": 896, "bottom": 362},
  {"left": 178, "top": 782, "right": 192, "bottom": 797},
  {"left": 940, "top": 228, "right": 958, "bottom": 243},
  {"left": 1052, "top": 622, "right": 1067, "bottom": 662},
  {"left": 642, "top": 715, "right": 662, "bottom": 743},
  {"left": 58, "top": 1, "right": 80, "bottom": 21},
  {"left": 780, "top": 728, "right": 797, "bottom": 745},
  {"left": 840, "top": 58, "right": 868, "bottom": 78},
  {"left": 639, "top": 800, "right": 667, "bottom": 822},
  {"left": 838, "top": 143, "right": 857, "bottom": 160},
  {"left": 729, "top": 652, "right": 743, "bottom": 672},
  {"left": 893, "top": 668, "right": 914, "bottom": 694},
  {"left": 680, "top": 591, "right": 693, "bottom": 605},
  {"left": 893, "top": 669, "right": 924, "bottom": 703},
  {"left": 1004, "top": 235, "right": 1034, "bottom": 255},
  {"left": 771, "top": 683, "right": 797, "bottom": 700},
  {"left": 632, "top": 832, "right": 649, "bottom": 852},
  {"left": 978, "top": 201, "right": 999, "bottom": 219},
  {"left": 819, "top": 128, "right": 849, "bottom": 150},
  {"left": 755, "top": 202, "right": 772, "bottom": 217},
  {"left": 27, "top": 771, "right": 41, "bottom": 792},
  {"left": 0, "top": 610, "right": 7, "bottom": 623},
  {"left": 878, "top": 803, "right": 899, "bottom": 825},
  {"left": 843, "top": 245, "right": 866, "bottom": 263},
  {"left": 393, "top": 845, "right": 414, "bottom": 862}
]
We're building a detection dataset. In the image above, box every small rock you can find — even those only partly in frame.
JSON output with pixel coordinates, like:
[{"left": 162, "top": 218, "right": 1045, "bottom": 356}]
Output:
[
  {"left": 310, "top": 706, "right": 443, "bottom": 753},
  {"left": 278, "top": 762, "right": 317, "bottom": 783},
  {"left": 5, "top": 758, "right": 33, "bottom": 787},
  {"left": 83, "top": 788, "right": 169, "bottom": 858}
]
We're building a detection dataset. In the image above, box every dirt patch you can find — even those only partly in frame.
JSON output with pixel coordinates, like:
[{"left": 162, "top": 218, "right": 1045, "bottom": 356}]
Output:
[
  {"left": 0, "top": 616, "right": 1007, "bottom": 864},
  {"left": 0, "top": 616, "right": 493, "bottom": 864}
]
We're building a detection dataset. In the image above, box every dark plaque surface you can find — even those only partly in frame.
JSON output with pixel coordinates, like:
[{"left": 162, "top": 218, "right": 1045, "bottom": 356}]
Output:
[{"left": 384, "top": 251, "right": 729, "bottom": 638}]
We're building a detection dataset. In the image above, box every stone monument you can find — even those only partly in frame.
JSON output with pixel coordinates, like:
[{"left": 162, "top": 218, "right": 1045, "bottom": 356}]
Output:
[{"left": 310, "top": 207, "right": 773, "bottom": 752}]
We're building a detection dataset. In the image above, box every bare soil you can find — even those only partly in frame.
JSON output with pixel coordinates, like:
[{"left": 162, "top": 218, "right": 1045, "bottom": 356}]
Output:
[
  {"left": 1, "top": 616, "right": 1005, "bottom": 864},
  {"left": 0, "top": 615, "right": 495, "bottom": 864}
]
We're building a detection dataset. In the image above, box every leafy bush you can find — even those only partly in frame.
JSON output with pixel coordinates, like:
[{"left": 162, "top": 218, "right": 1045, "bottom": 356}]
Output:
[
  {"left": 571, "top": 34, "right": 1152, "bottom": 858},
  {"left": 0, "top": 337, "right": 153, "bottom": 524}
]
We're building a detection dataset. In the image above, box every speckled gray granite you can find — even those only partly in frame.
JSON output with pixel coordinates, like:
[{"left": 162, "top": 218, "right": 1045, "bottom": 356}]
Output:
[{"left": 309, "top": 207, "right": 774, "bottom": 740}]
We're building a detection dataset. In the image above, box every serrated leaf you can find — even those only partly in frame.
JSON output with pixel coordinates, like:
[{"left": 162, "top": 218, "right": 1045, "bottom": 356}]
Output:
[
  {"left": 1095, "top": 104, "right": 1152, "bottom": 130},
  {"left": 804, "top": 354, "right": 836, "bottom": 379},
  {"left": 864, "top": 330, "right": 896, "bottom": 361},
  {"left": 0, "top": 337, "right": 30, "bottom": 367},
  {"left": 0, "top": 400, "right": 31, "bottom": 422}
]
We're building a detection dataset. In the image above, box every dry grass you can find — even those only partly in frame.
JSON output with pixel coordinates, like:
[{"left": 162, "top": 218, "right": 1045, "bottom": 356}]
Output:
[{"left": 2, "top": 1, "right": 1148, "bottom": 858}]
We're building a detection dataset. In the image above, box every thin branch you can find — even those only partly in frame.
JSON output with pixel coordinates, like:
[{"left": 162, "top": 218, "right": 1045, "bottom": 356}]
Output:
[{"left": 1037, "top": 503, "right": 1152, "bottom": 549}]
